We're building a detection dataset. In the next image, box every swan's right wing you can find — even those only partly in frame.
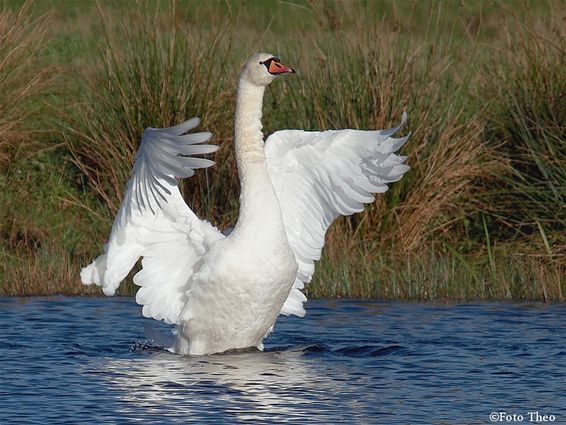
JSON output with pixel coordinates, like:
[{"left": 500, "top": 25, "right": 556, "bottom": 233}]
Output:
[{"left": 81, "top": 118, "right": 224, "bottom": 325}]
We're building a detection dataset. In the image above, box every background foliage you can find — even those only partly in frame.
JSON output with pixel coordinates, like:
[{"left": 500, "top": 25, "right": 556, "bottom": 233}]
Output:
[{"left": 0, "top": 0, "right": 564, "bottom": 300}]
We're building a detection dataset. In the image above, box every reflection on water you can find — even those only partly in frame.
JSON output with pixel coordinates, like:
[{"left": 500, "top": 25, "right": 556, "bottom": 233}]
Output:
[
  {"left": 102, "top": 348, "right": 342, "bottom": 422},
  {"left": 0, "top": 297, "right": 564, "bottom": 424}
]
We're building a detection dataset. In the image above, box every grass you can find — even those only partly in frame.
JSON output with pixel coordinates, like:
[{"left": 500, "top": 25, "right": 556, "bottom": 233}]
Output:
[
  {"left": 480, "top": 22, "right": 566, "bottom": 239},
  {"left": 310, "top": 235, "right": 563, "bottom": 301},
  {"left": 0, "top": 0, "right": 564, "bottom": 301},
  {"left": 0, "top": 1, "right": 50, "bottom": 163}
]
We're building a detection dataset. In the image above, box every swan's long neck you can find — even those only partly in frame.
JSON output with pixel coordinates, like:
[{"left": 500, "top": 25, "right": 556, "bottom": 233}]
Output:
[
  {"left": 234, "top": 79, "right": 266, "bottom": 174},
  {"left": 232, "top": 78, "right": 282, "bottom": 237}
]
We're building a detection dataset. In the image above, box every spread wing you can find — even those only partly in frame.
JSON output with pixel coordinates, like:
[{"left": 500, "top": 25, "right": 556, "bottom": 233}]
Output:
[
  {"left": 265, "top": 113, "right": 410, "bottom": 317},
  {"left": 81, "top": 118, "right": 224, "bottom": 325}
]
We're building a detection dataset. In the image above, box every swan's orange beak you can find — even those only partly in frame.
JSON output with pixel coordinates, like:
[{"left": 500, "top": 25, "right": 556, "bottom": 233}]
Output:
[{"left": 268, "top": 58, "right": 295, "bottom": 75}]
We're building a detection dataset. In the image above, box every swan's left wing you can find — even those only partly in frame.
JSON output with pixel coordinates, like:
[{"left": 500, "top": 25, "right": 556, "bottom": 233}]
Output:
[{"left": 265, "top": 113, "right": 410, "bottom": 317}]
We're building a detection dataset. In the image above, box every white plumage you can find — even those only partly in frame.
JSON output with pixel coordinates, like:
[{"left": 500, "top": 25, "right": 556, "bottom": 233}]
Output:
[{"left": 81, "top": 53, "right": 410, "bottom": 355}]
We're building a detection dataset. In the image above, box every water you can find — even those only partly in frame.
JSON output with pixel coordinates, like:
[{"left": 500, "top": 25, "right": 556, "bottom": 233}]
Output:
[{"left": 0, "top": 297, "right": 564, "bottom": 424}]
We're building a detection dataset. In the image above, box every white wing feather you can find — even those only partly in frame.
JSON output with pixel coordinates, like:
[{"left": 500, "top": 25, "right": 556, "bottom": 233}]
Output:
[
  {"left": 265, "top": 113, "right": 410, "bottom": 317},
  {"left": 80, "top": 118, "right": 223, "bottom": 325}
]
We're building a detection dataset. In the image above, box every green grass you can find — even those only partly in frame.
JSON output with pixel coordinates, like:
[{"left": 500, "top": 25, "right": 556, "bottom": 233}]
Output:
[
  {"left": 310, "top": 236, "right": 562, "bottom": 301},
  {"left": 0, "top": 0, "right": 564, "bottom": 300}
]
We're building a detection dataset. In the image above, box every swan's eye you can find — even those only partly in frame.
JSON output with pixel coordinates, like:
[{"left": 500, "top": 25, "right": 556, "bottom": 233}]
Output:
[{"left": 259, "top": 61, "right": 263, "bottom": 65}]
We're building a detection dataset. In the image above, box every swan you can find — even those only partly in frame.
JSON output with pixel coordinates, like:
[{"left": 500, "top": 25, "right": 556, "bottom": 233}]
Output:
[{"left": 81, "top": 53, "right": 410, "bottom": 355}]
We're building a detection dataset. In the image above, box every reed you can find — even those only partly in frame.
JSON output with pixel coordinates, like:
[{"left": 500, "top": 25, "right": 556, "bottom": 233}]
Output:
[{"left": 0, "top": 1, "right": 564, "bottom": 300}]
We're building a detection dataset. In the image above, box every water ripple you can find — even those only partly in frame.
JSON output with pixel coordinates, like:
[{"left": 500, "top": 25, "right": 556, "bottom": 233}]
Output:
[{"left": 0, "top": 297, "right": 564, "bottom": 424}]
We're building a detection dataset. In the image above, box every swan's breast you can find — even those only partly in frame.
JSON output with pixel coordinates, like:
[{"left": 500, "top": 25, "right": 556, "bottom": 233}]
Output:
[{"left": 179, "top": 236, "right": 297, "bottom": 354}]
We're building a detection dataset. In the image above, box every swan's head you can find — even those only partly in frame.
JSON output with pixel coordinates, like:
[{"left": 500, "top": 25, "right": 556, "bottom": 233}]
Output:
[{"left": 240, "top": 53, "right": 295, "bottom": 87}]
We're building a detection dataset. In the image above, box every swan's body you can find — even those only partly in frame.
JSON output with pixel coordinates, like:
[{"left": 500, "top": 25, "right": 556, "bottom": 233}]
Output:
[{"left": 81, "top": 53, "right": 410, "bottom": 355}]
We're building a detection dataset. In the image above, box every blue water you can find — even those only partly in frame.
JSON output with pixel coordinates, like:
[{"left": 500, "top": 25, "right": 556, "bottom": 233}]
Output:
[{"left": 0, "top": 297, "right": 564, "bottom": 424}]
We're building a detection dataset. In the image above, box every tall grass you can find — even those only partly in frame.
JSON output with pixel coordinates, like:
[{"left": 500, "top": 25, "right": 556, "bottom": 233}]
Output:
[
  {"left": 284, "top": 27, "right": 503, "bottom": 252},
  {"left": 309, "top": 244, "right": 563, "bottom": 301},
  {"left": 1, "top": 1, "right": 564, "bottom": 299},
  {"left": 65, "top": 1, "right": 564, "bottom": 300},
  {"left": 66, "top": 4, "right": 233, "bottom": 215},
  {"left": 69, "top": 2, "right": 503, "bottom": 250},
  {"left": 0, "top": 1, "right": 50, "bottom": 164},
  {"left": 0, "top": 2, "right": 57, "bottom": 289},
  {"left": 480, "top": 22, "right": 566, "bottom": 243},
  {"left": 1, "top": 242, "right": 97, "bottom": 296}
]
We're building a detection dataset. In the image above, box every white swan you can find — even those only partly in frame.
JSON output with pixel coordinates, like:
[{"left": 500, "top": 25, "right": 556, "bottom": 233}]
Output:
[{"left": 81, "top": 53, "right": 410, "bottom": 355}]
